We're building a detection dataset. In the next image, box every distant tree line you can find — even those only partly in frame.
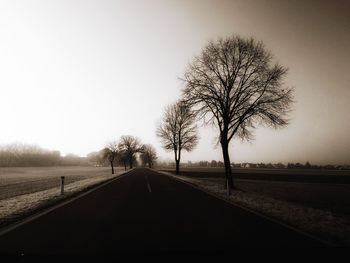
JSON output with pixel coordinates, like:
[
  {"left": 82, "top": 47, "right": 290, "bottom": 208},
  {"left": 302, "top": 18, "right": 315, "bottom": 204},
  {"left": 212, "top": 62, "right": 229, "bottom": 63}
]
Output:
[
  {"left": 157, "top": 160, "right": 349, "bottom": 170},
  {"left": 0, "top": 143, "right": 89, "bottom": 167},
  {"left": 0, "top": 137, "right": 158, "bottom": 170}
]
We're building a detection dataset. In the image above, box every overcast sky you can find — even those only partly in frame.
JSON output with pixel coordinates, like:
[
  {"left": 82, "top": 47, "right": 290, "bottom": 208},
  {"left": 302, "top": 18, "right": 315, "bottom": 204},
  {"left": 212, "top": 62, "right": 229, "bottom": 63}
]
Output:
[{"left": 0, "top": 0, "right": 349, "bottom": 165}]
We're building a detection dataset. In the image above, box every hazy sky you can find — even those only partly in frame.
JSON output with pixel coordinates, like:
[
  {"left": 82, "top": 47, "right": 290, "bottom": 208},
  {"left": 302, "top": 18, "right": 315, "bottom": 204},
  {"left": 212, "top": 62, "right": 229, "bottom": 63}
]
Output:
[{"left": 0, "top": 0, "right": 349, "bottom": 164}]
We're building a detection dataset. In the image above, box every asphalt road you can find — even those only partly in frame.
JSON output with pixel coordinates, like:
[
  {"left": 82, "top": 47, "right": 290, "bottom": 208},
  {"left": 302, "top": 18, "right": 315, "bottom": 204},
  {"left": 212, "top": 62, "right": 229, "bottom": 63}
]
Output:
[{"left": 0, "top": 168, "right": 328, "bottom": 256}]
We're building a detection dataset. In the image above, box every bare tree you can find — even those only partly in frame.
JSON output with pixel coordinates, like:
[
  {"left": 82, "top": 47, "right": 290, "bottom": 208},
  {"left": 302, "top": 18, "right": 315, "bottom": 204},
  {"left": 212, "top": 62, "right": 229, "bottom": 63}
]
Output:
[
  {"left": 157, "top": 101, "right": 199, "bottom": 175},
  {"left": 140, "top": 144, "right": 157, "bottom": 168},
  {"left": 117, "top": 149, "right": 129, "bottom": 171},
  {"left": 104, "top": 141, "right": 119, "bottom": 174},
  {"left": 118, "top": 135, "right": 143, "bottom": 169},
  {"left": 182, "top": 35, "right": 294, "bottom": 192}
]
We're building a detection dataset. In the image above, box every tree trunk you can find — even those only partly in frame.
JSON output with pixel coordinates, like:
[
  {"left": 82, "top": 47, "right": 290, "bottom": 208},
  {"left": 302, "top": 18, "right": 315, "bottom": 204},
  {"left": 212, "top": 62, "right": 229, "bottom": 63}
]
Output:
[
  {"left": 175, "top": 160, "right": 180, "bottom": 175},
  {"left": 123, "top": 161, "right": 127, "bottom": 171},
  {"left": 110, "top": 161, "right": 114, "bottom": 174},
  {"left": 174, "top": 148, "right": 180, "bottom": 175},
  {"left": 129, "top": 156, "right": 133, "bottom": 169},
  {"left": 221, "top": 139, "right": 234, "bottom": 191}
]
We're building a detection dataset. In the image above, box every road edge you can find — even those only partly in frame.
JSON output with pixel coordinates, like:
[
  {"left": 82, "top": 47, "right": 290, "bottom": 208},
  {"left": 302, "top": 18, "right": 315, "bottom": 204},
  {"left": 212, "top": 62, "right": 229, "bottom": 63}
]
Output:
[{"left": 155, "top": 169, "right": 337, "bottom": 247}]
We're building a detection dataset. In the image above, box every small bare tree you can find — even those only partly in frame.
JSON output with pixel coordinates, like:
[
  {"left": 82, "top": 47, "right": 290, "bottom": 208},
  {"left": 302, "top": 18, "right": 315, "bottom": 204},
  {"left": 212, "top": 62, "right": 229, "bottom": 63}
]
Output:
[
  {"left": 104, "top": 143, "right": 118, "bottom": 174},
  {"left": 182, "top": 35, "right": 294, "bottom": 192},
  {"left": 118, "top": 135, "right": 143, "bottom": 169},
  {"left": 140, "top": 144, "right": 157, "bottom": 168},
  {"left": 117, "top": 149, "right": 129, "bottom": 171},
  {"left": 104, "top": 141, "right": 119, "bottom": 174},
  {"left": 157, "top": 101, "right": 198, "bottom": 175}
]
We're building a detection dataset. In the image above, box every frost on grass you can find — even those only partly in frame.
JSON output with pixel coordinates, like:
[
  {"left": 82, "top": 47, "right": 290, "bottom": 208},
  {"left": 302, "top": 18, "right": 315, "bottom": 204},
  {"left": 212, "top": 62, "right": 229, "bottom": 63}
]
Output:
[
  {"left": 0, "top": 173, "right": 122, "bottom": 226},
  {"left": 161, "top": 171, "right": 350, "bottom": 246}
]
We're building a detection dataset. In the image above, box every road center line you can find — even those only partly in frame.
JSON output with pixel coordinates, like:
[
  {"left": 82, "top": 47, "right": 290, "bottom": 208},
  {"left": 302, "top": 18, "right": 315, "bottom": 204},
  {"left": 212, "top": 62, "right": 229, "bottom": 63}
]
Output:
[
  {"left": 145, "top": 175, "right": 152, "bottom": 193},
  {"left": 147, "top": 183, "right": 152, "bottom": 193}
]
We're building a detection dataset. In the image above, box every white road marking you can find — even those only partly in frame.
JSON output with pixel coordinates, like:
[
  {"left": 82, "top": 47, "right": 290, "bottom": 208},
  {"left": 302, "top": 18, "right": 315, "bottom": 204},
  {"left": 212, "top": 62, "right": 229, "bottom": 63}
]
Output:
[{"left": 145, "top": 174, "right": 152, "bottom": 193}]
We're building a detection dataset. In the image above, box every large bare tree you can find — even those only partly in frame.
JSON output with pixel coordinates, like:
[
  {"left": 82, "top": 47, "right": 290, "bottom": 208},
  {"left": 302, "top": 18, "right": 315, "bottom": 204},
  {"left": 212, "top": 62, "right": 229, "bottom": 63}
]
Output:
[
  {"left": 182, "top": 35, "right": 294, "bottom": 192},
  {"left": 157, "top": 101, "right": 198, "bottom": 175},
  {"left": 140, "top": 144, "right": 157, "bottom": 168},
  {"left": 118, "top": 135, "right": 143, "bottom": 169}
]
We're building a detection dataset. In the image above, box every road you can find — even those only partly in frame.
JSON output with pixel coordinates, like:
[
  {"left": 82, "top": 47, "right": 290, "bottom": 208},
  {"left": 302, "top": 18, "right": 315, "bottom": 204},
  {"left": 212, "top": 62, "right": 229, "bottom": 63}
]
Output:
[{"left": 0, "top": 168, "right": 328, "bottom": 256}]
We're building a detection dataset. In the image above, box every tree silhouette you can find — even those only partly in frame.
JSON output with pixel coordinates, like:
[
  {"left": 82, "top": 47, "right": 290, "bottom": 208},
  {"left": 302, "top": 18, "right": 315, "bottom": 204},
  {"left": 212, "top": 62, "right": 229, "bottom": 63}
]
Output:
[
  {"left": 104, "top": 141, "right": 119, "bottom": 174},
  {"left": 140, "top": 144, "right": 157, "bottom": 168},
  {"left": 157, "top": 100, "right": 198, "bottom": 174},
  {"left": 116, "top": 149, "right": 129, "bottom": 171},
  {"left": 118, "top": 135, "right": 143, "bottom": 169},
  {"left": 182, "top": 35, "right": 294, "bottom": 192}
]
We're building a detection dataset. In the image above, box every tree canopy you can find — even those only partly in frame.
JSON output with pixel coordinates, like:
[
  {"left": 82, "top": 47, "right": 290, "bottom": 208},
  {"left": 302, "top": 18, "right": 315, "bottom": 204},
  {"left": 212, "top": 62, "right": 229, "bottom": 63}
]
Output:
[{"left": 182, "top": 35, "right": 294, "bottom": 189}]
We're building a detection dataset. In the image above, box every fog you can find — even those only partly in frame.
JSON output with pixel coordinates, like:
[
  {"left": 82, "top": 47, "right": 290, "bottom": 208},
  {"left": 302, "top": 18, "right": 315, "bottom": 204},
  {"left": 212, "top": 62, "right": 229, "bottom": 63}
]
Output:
[{"left": 0, "top": 0, "right": 349, "bottom": 165}]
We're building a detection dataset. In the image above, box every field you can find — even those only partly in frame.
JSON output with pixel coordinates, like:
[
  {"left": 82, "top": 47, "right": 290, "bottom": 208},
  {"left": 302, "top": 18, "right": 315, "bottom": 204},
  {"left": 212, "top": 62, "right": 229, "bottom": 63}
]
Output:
[
  {"left": 159, "top": 167, "right": 350, "bottom": 216},
  {"left": 159, "top": 167, "right": 350, "bottom": 183},
  {"left": 158, "top": 168, "right": 350, "bottom": 245},
  {"left": 0, "top": 166, "right": 126, "bottom": 227},
  {"left": 0, "top": 166, "right": 122, "bottom": 200}
]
